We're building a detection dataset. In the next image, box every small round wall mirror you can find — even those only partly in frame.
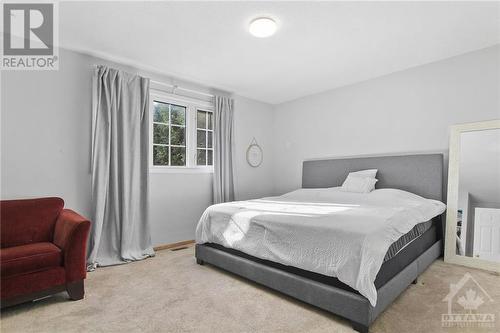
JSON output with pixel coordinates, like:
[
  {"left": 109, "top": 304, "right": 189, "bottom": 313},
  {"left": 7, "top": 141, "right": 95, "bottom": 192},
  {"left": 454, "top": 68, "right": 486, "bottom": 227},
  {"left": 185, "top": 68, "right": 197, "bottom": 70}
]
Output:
[{"left": 246, "top": 138, "right": 263, "bottom": 167}]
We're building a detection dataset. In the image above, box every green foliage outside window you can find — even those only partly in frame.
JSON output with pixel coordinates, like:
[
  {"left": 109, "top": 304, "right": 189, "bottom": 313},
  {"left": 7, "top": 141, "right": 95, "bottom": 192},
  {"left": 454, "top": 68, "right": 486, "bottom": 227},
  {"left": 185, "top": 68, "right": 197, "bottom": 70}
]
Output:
[
  {"left": 171, "top": 147, "right": 186, "bottom": 166},
  {"left": 152, "top": 101, "right": 186, "bottom": 166},
  {"left": 171, "top": 126, "right": 185, "bottom": 146},
  {"left": 153, "top": 145, "right": 169, "bottom": 165},
  {"left": 153, "top": 103, "right": 169, "bottom": 123}
]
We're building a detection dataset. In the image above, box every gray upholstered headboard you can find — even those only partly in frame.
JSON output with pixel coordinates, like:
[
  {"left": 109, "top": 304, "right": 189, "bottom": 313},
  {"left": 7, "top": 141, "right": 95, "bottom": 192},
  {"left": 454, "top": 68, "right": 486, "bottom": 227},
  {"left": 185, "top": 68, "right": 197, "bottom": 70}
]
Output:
[{"left": 302, "top": 154, "right": 443, "bottom": 201}]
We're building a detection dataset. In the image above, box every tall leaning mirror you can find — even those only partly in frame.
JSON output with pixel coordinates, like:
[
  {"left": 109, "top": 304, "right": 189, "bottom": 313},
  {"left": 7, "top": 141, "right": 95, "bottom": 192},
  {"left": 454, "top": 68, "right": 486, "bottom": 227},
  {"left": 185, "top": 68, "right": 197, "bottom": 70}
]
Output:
[{"left": 445, "top": 119, "right": 500, "bottom": 272}]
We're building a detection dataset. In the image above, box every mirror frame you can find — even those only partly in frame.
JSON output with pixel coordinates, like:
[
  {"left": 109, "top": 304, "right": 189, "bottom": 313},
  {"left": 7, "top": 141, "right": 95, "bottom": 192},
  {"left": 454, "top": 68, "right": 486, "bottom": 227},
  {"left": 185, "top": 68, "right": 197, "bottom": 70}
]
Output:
[{"left": 444, "top": 119, "right": 500, "bottom": 272}]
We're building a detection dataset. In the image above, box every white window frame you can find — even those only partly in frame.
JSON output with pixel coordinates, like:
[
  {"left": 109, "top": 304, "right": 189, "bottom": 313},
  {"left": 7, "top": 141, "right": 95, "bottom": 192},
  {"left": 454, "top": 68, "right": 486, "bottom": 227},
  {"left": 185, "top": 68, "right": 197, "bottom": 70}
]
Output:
[
  {"left": 149, "top": 90, "right": 214, "bottom": 173},
  {"left": 195, "top": 108, "right": 214, "bottom": 167}
]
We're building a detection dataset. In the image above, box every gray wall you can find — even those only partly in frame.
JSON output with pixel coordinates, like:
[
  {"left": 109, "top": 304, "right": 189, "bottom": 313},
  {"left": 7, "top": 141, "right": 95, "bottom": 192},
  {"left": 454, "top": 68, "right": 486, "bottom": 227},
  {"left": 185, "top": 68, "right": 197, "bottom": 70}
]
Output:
[
  {"left": 233, "top": 96, "right": 275, "bottom": 200},
  {"left": 271, "top": 45, "right": 500, "bottom": 195},
  {"left": 1, "top": 48, "right": 275, "bottom": 246},
  {"left": 2, "top": 45, "right": 499, "bottom": 245}
]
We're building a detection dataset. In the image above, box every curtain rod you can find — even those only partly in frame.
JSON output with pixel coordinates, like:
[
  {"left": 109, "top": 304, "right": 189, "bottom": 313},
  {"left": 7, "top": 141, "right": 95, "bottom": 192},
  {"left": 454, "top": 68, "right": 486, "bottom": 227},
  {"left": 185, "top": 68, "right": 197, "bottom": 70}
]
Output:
[
  {"left": 93, "top": 65, "right": 215, "bottom": 99},
  {"left": 150, "top": 80, "right": 215, "bottom": 99}
]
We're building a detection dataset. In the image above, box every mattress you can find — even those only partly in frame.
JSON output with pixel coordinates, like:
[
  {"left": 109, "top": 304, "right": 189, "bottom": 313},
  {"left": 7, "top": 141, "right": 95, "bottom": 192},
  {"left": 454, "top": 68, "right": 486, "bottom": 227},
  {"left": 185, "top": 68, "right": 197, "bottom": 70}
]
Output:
[
  {"left": 196, "top": 188, "right": 446, "bottom": 305},
  {"left": 383, "top": 219, "right": 433, "bottom": 261},
  {"left": 204, "top": 217, "right": 439, "bottom": 292}
]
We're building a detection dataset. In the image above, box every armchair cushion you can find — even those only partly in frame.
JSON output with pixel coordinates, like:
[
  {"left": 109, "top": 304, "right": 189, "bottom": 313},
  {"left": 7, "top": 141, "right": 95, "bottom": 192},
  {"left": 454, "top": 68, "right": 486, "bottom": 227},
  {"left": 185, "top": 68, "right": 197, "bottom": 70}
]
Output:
[
  {"left": 0, "top": 242, "right": 62, "bottom": 278},
  {"left": 1, "top": 198, "right": 64, "bottom": 248}
]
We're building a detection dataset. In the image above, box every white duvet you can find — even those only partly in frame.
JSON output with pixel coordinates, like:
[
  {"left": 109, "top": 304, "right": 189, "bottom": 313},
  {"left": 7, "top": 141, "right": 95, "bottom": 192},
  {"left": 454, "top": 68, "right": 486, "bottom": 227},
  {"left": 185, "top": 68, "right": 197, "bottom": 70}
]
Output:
[{"left": 195, "top": 188, "right": 446, "bottom": 306}]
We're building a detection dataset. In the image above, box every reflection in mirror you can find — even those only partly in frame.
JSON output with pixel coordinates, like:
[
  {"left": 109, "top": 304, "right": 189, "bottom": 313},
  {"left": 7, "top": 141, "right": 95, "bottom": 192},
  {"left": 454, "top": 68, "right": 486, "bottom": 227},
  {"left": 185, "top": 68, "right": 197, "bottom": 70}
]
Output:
[{"left": 456, "top": 128, "right": 500, "bottom": 263}]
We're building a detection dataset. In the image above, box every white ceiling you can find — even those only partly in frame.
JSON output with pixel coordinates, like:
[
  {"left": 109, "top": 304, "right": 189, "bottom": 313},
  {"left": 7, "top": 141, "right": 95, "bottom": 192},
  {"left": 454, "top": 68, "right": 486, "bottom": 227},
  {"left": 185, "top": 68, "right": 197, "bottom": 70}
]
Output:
[
  {"left": 459, "top": 129, "right": 500, "bottom": 204},
  {"left": 60, "top": 1, "right": 500, "bottom": 104}
]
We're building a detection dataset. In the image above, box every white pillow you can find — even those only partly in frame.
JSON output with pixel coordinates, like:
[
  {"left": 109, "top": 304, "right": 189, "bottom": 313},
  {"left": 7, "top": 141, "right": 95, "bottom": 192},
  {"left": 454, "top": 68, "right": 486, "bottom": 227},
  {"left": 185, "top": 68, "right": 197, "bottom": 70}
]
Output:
[
  {"left": 341, "top": 174, "right": 378, "bottom": 193},
  {"left": 349, "top": 169, "right": 378, "bottom": 178}
]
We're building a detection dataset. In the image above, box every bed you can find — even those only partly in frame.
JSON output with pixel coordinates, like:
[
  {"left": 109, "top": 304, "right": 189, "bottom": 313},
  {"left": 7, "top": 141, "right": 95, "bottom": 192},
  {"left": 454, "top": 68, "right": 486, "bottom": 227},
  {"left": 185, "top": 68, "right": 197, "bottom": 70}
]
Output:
[{"left": 195, "top": 154, "right": 445, "bottom": 333}]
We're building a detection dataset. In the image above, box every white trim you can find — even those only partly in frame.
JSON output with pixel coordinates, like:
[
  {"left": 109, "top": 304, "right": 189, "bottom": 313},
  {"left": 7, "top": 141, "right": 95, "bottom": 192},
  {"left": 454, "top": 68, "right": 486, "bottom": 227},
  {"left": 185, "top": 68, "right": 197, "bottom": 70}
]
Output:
[
  {"left": 150, "top": 88, "right": 214, "bottom": 109},
  {"left": 149, "top": 91, "right": 215, "bottom": 173},
  {"left": 150, "top": 166, "right": 214, "bottom": 174},
  {"left": 195, "top": 108, "right": 214, "bottom": 166},
  {"left": 444, "top": 119, "right": 500, "bottom": 273}
]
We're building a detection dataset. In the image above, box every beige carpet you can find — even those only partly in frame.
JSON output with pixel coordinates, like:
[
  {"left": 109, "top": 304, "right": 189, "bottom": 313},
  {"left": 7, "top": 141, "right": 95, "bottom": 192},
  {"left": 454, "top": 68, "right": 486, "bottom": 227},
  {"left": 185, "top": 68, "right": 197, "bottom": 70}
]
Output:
[{"left": 1, "top": 245, "right": 499, "bottom": 333}]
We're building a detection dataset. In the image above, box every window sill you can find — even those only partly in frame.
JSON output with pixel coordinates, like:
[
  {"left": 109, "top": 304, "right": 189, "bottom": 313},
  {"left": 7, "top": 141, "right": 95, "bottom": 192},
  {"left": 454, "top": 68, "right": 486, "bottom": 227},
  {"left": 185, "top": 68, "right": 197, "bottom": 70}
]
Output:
[{"left": 149, "top": 167, "right": 214, "bottom": 174}]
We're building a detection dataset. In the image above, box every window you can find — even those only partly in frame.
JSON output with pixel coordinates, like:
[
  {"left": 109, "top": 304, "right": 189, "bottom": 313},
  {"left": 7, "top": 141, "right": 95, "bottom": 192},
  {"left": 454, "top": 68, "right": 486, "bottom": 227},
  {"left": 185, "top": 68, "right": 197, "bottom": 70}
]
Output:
[
  {"left": 196, "top": 110, "right": 213, "bottom": 166},
  {"left": 150, "top": 92, "right": 214, "bottom": 172},
  {"left": 152, "top": 101, "right": 187, "bottom": 166}
]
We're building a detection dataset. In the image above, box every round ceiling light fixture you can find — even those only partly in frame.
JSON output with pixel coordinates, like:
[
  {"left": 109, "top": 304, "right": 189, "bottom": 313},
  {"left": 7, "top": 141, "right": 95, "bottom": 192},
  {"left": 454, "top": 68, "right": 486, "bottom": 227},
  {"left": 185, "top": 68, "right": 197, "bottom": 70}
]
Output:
[{"left": 249, "top": 17, "right": 277, "bottom": 38}]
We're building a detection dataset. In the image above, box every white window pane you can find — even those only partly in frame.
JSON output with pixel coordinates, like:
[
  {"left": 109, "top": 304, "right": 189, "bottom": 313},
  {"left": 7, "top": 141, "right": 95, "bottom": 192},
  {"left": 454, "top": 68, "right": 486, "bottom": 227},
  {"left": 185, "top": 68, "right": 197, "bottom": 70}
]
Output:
[
  {"left": 153, "top": 123, "right": 169, "bottom": 144},
  {"left": 207, "top": 149, "right": 213, "bottom": 166},
  {"left": 207, "top": 112, "right": 213, "bottom": 130},
  {"left": 153, "top": 101, "right": 169, "bottom": 123},
  {"left": 207, "top": 131, "right": 212, "bottom": 148},
  {"left": 197, "top": 110, "right": 206, "bottom": 129},
  {"left": 171, "top": 147, "right": 186, "bottom": 166},
  {"left": 171, "top": 104, "right": 186, "bottom": 125},
  {"left": 171, "top": 126, "right": 185, "bottom": 146},
  {"left": 153, "top": 145, "right": 169, "bottom": 165},
  {"left": 197, "top": 129, "right": 206, "bottom": 148},
  {"left": 197, "top": 149, "right": 206, "bottom": 165}
]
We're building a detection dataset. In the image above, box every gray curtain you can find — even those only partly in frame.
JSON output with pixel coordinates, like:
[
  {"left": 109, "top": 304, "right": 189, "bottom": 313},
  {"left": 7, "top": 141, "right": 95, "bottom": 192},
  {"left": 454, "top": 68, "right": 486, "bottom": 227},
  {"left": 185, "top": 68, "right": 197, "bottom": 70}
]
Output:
[
  {"left": 213, "top": 96, "right": 235, "bottom": 204},
  {"left": 88, "top": 65, "right": 154, "bottom": 269}
]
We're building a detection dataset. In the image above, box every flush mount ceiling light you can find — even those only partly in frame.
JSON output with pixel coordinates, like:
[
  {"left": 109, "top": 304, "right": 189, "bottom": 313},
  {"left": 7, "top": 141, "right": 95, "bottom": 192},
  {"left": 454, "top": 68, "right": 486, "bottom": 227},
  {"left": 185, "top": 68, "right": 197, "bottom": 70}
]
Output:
[{"left": 249, "top": 17, "right": 277, "bottom": 38}]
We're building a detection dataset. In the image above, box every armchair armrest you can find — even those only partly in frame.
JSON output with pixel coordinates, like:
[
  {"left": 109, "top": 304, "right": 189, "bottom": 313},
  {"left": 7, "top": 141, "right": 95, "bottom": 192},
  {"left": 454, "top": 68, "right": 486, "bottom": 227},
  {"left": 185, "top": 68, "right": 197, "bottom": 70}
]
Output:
[{"left": 54, "top": 209, "right": 91, "bottom": 282}]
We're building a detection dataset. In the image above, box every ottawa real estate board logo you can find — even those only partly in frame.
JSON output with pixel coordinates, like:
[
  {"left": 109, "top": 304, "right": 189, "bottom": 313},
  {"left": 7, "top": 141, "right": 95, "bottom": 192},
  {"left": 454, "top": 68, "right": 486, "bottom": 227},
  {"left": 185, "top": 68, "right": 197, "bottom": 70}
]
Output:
[
  {"left": 2, "top": 2, "right": 59, "bottom": 70},
  {"left": 442, "top": 273, "right": 496, "bottom": 328}
]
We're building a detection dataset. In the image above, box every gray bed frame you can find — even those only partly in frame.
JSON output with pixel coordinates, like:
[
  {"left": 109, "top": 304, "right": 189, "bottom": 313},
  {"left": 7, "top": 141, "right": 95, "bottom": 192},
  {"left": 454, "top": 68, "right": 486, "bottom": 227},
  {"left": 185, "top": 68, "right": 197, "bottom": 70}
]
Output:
[{"left": 195, "top": 153, "right": 444, "bottom": 333}]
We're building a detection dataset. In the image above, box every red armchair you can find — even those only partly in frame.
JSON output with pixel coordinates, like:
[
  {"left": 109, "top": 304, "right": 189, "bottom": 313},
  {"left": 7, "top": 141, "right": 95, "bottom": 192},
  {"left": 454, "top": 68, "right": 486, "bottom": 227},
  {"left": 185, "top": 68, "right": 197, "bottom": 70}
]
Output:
[{"left": 0, "top": 197, "right": 90, "bottom": 308}]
